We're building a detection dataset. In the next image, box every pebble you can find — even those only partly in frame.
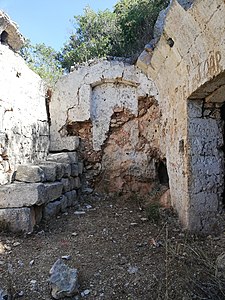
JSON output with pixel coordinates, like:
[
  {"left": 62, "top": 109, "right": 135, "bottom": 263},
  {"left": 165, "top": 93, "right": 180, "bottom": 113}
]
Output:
[
  {"left": 13, "top": 242, "right": 21, "bottom": 247},
  {"left": 74, "top": 211, "right": 86, "bottom": 215},
  {"left": 17, "top": 290, "right": 24, "bottom": 297},
  {"left": 85, "top": 204, "right": 92, "bottom": 210},
  {"left": 18, "top": 260, "right": 24, "bottom": 267},
  {"left": 62, "top": 255, "right": 72, "bottom": 260},
  {"left": 81, "top": 289, "right": 90, "bottom": 297},
  {"left": 4, "top": 244, "right": 11, "bottom": 251},
  {"left": 130, "top": 222, "right": 138, "bottom": 226},
  {"left": 128, "top": 266, "right": 138, "bottom": 274},
  {"left": 29, "top": 260, "right": 35, "bottom": 266}
]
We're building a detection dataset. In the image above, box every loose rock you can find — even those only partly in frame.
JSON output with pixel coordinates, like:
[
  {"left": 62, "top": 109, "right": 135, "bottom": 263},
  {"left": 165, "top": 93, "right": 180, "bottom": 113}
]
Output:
[{"left": 49, "top": 259, "right": 79, "bottom": 299}]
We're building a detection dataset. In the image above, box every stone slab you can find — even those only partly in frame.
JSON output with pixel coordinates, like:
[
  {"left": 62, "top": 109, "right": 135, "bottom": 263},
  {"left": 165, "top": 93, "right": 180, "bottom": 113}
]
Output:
[
  {"left": 65, "top": 190, "right": 78, "bottom": 207},
  {"left": 39, "top": 163, "right": 57, "bottom": 182},
  {"left": 15, "top": 164, "right": 45, "bottom": 183},
  {"left": 0, "top": 207, "right": 35, "bottom": 233},
  {"left": 43, "top": 200, "right": 61, "bottom": 220},
  {"left": 0, "top": 182, "right": 47, "bottom": 208},
  {"left": 44, "top": 182, "right": 63, "bottom": 203}
]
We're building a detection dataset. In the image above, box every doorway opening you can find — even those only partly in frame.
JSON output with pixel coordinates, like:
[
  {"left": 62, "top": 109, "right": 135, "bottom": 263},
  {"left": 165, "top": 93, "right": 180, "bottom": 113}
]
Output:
[{"left": 156, "top": 159, "right": 169, "bottom": 187}]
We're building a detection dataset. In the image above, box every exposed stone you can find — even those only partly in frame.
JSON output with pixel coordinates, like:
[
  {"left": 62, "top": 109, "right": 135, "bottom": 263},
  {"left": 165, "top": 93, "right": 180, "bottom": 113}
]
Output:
[
  {"left": 50, "top": 136, "right": 80, "bottom": 152},
  {"left": 0, "top": 207, "right": 35, "bottom": 232},
  {"left": 44, "top": 182, "right": 63, "bottom": 203},
  {"left": 49, "top": 259, "right": 79, "bottom": 299},
  {"left": 15, "top": 164, "right": 45, "bottom": 183},
  {"left": 39, "top": 163, "right": 57, "bottom": 182},
  {"left": 0, "top": 39, "right": 48, "bottom": 185},
  {"left": 71, "top": 164, "right": 79, "bottom": 177},
  {"left": 0, "top": 10, "right": 25, "bottom": 51},
  {"left": 215, "top": 253, "right": 225, "bottom": 279},
  {"left": 159, "top": 189, "right": 171, "bottom": 208},
  {"left": 43, "top": 200, "right": 61, "bottom": 220},
  {"left": 62, "top": 163, "right": 71, "bottom": 178},
  {"left": 64, "top": 190, "right": 78, "bottom": 207},
  {"left": 61, "top": 178, "right": 70, "bottom": 193},
  {"left": 60, "top": 195, "right": 69, "bottom": 213},
  {"left": 0, "top": 183, "right": 46, "bottom": 208},
  {"left": 0, "top": 288, "right": 8, "bottom": 300},
  {"left": 47, "top": 152, "right": 77, "bottom": 164}
]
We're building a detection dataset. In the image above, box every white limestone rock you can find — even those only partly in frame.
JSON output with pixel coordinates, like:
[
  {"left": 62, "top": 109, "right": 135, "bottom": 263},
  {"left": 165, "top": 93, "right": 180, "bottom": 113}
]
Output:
[
  {"left": 0, "top": 182, "right": 47, "bottom": 208},
  {"left": 15, "top": 164, "right": 45, "bottom": 183}
]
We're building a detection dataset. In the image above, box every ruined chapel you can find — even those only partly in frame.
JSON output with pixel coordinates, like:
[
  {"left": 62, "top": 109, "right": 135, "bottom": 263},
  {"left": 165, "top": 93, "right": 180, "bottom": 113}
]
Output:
[{"left": 0, "top": 0, "right": 225, "bottom": 233}]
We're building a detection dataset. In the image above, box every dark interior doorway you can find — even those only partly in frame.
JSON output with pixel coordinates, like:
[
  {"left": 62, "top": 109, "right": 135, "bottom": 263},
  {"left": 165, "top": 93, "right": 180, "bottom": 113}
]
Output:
[{"left": 156, "top": 159, "right": 169, "bottom": 187}]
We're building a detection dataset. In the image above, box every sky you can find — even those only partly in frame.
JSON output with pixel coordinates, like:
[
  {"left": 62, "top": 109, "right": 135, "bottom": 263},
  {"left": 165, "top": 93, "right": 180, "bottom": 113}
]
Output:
[{"left": 0, "top": 0, "right": 118, "bottom": 50}]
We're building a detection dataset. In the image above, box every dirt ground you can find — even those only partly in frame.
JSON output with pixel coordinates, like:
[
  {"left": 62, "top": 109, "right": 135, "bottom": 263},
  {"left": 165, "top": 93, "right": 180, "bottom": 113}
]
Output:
[{"left": 0, "top": 192, "right": 225, "bottom": 300}]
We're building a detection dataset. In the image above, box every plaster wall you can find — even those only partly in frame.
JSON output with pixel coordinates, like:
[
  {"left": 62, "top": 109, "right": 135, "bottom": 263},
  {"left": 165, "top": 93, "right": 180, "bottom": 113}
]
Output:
[{"left": 50, "top": 60, "right": 162, "bottom": 193}]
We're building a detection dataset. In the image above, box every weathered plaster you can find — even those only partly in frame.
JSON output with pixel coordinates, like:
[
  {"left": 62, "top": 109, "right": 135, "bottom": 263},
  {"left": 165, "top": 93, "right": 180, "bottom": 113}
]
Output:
[
  {"left": 50, "top": 60, "right": 163, "bottom": 194},
  {"left": 137, "top": 0, "right": 225, "bottom": 231},
  {"left": 50, "top": 59, "right": 157, "bottom": 151}
]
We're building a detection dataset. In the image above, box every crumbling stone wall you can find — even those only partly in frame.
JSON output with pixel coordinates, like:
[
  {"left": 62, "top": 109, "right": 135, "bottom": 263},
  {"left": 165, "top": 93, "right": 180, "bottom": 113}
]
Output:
[
  {"left": 50, "top": 59, "right": 164, "bottom": 194},
  {"left": 0, "top": 12, "right": 49, "bottom": 185},
  {"left": 137, "top": 0, "right": 225, "bottom": 232}
]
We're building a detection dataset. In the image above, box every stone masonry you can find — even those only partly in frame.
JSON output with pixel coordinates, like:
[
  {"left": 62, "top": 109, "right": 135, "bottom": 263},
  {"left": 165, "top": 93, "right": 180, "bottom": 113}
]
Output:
[
  {"left": 137, "top": 0, "right": 225, "bottom": 232},
  {"left": 1, "top": 1, "right": 225, "bottom": 233},
  {"left": 50, "top": 59, "right": 164, "bottom": 195}
]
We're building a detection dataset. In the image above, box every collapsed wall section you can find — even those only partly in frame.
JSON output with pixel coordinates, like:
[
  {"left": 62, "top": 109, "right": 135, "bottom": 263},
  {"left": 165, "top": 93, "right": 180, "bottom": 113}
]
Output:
[{"left": 50, "top": 59, "right": 164, "bottom": 194}]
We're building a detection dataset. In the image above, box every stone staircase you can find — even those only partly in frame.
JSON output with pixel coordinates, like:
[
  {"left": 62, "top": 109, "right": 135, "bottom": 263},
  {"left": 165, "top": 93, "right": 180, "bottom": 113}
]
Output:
[{"left": 0, "top": 152, "right": 83, "bottom": 233}]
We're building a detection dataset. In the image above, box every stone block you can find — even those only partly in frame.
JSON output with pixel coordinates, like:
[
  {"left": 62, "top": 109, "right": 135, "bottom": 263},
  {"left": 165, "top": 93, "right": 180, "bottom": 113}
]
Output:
[
  {"left": 55, "top": 163, "right": 64, "bottom": 180},
  {"left": 60, "top": 195, "right": 69, "bottom": 213},
  {"left": 0, "top": 207, "right": 36, "bottom": 233},
  {"left": 64, "top": 190, "right": 78, "bottom": 207},
  {"left": 71, "top": 164, "right": 79, "bottom": 177},
  {"left": 47, "top": 152, "right": 78, "bottom": 164},
  {"left": 39, "top": 162, "right": 57, "bottom": 182},
  {"left": 0, "top": 182, "right": 47, "bottom": 208},
  {"left": 78, "top": 162, "right": 84, "bottom": 175},
  {"left": 74, "top": 177, "right": 81, "bottom": 189},
  {"left": 62, "top": 163, "right": 71, "bottom": 178},
  {"left": 33, "top": 205, "right": 43, "bottom": 224},
  {"left": 43, "top": 200, "right": 61, "bottom": 220},
  {"left": 44, "top": 182, "right": 63, "bottom": 203},
  {"left": 68, "top": 152, "right": 78, "bottom": 164},
  {"left": 61, "top": 178, "right": 71, "bottom": 193},
  {"left": 50, "top": 136, "right": 80, "bottom": 152},
  {"left": 15, "top": 164, "right": 45, "bottom": 183}
]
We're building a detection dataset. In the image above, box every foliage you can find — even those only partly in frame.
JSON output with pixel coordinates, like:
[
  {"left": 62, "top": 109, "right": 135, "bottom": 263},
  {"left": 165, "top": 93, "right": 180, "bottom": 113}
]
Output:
[
  {"left": 21, "top": 0, "right": 170, "bottom": 76},
  {"left": 60, "top": 0, "right": 169, "bottom": 70},
  {"left": 114, "top": 0, "right": 170, "bottom": 56},
  {"left": 59, "top": 6, "right": 119, "bottom": 71},
  {"left": 20, "top": 40, "right": 63, "bottom": 86}
]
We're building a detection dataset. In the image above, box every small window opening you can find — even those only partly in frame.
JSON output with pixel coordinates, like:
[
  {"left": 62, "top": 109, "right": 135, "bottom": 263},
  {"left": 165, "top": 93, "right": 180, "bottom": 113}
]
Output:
[{"left": 1, "top": 31, "right": 8, "bottom": 44}]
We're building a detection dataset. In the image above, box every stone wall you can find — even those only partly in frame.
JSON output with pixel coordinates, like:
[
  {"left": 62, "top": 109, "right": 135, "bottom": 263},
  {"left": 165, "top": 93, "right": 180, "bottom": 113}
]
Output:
[
  {"left": 0, "top": 152, "right": 83, "bottom": 232},
  {"left": 50, "top": 59, "right": 165, "bottom": 194},
  {"left": 0, "top": 12, "right": 49, "bottom": 185},
  {"left": 137, "top": 0, "right": 225, "bottom": 232}
]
